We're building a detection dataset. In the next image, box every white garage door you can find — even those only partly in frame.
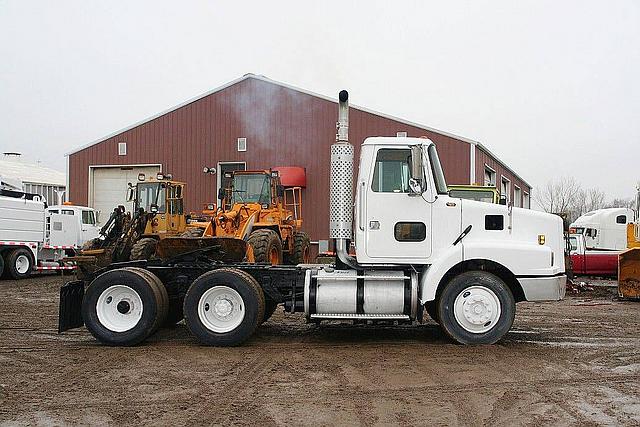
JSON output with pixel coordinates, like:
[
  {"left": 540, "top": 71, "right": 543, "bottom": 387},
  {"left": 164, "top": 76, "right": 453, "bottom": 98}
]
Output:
[{"left": 90, "top": 165, "right": 161, "bottom": 224}]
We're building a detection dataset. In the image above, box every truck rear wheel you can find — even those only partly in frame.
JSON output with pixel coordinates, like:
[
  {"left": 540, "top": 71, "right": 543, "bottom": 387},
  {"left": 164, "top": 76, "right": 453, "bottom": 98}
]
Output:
[
  {"left": 262, "top": 299, "right": 279, "bottom": 324},
  {"left": 183, "top": 268, "right": 265, "bottom": 346},
  {"left": 0, "top": 253, "right": 4, "bottom": 278},
  {"left": 81, "top": 268, "right": 166, "bottom": 346},
  {"left": 287, "top": 232, "right": 311, "bottom": 265},
  {"left": 130, "top": 238, "right": 158, "bottom": 261},
  {"left": 247, "top": 229, "right": 283, "bottom": 265},
  {"left": 5, "top": 248, "right": 33, "bottom": 279},
  {"left": 437, "top": 271, "right": 515, "bottom": 345}
]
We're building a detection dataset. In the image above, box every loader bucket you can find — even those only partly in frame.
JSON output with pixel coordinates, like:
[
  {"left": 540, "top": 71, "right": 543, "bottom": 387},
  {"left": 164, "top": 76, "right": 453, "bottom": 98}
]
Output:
[
  {"left": 156, "top": 236, "right": 252, "bottom": 263},
  {"left": 618, "top": 247, "right": 640, "bottom": 300}
]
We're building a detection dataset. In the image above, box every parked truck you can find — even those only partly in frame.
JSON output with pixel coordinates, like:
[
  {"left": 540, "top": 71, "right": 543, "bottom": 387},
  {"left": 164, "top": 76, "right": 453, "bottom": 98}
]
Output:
[
  {"left": 0, "top": 190, "right": 99, "bottom": 279},
  {"left": 58, "top": 90, "right": 566, "bottom": 346},
  {"left": 569, "top": 208, "right": 635, "bottom": 250},
  {"left": 568, "top": 233, "right": 619, "bottom": 277}
]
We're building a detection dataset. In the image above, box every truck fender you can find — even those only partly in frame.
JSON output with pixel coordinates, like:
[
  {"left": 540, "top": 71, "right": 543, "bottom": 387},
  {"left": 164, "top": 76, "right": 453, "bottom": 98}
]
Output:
[{"left": 419, "top": 244, "right": 463, "bottom": 303}]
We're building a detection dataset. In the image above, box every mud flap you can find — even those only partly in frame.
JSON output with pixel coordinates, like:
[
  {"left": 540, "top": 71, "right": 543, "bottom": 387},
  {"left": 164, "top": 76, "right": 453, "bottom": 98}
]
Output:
[{"left": 58, "top": 280, "right": 85, "bottom": 333}]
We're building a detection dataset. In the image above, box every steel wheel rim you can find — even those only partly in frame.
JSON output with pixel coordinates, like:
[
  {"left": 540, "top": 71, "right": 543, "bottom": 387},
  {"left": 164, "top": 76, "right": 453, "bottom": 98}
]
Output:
[
  {"left": 15, "top": 254, "right": 30, "bottom": 274},
  {"left": 198, "top": 286, "right": 245, "bottom": 333},
  {"left": 453, "top": 285, "right": 501, "bottom": 334},
  {"left": 96, "top": 285, "right": 143, "bottom": 332},
  {"left": 269, "top": 247, "right": 279, "bottom": 265}
]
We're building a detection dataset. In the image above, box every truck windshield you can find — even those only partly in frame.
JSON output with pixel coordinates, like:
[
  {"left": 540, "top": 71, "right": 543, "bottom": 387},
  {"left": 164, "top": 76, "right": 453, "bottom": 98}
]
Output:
[
  {"left": 449, "top": 189, "right": 495, "bottom": 204},
  {"left": 137, "top": 183, "right": 166, "bottom": 213},
  {"left": 82, "top": 210, "right": 96, "bottom": 225},
  {"left": 232, "top": 174, "right": 271, "bottom": 204},
  {"left": 427, "top": 144, "right": 448, "bottom": 194}
]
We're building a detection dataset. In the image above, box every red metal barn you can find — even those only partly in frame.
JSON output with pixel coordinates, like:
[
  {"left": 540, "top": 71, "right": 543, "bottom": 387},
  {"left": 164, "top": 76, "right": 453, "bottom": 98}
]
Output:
[{"left": 67, "top": 74, "right": 531, "bottom": 254}]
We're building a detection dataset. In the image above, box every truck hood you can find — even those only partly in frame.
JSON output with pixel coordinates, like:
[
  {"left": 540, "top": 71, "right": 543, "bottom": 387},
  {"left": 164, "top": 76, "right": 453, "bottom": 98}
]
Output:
[{"left": 459, "top": 199, "right": 565, "bottom": 275}]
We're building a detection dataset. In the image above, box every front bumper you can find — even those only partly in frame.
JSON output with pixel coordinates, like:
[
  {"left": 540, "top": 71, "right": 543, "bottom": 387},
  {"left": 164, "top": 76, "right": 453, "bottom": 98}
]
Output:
[{"left": 518, "top": 275, "right": 566, "bottom": 301}]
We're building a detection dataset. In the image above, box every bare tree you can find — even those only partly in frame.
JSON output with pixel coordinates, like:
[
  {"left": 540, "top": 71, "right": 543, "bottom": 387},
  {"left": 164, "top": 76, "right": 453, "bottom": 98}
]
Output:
[
  {"left": 535, "top": 177, "right": 582, "bottom": 217},
  {"left": 606, "top": 197, "right": 635, "bottom": 209}
]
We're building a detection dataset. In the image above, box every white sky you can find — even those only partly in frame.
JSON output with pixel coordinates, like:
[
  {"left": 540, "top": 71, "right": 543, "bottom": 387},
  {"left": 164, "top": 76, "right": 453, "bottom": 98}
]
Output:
[{"left": 1, "top": 0, "right": 638, "bottom": 200}]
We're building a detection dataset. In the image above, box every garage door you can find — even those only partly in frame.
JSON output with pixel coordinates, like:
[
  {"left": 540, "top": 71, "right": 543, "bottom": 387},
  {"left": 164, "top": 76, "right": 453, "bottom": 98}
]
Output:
[{"left": 90, "top": 165, "right": 161, "bottom": 224}]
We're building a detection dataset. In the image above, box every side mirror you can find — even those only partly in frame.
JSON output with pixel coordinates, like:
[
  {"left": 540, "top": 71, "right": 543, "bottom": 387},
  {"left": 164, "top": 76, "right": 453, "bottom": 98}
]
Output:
[
  {"left": 218, "top": 187, "right": 226, "bottom": 201},
  {"left": 126, "top": 185, "right": 135, "bottom": 202},
  {"left": 150, "top": 204, "right": 159, "bottom": 214},
  {"left": 409, "top": 145, "right": 425, "bottom": 194},
  {"left": 276, "top": 185, "right": 285, "bottom": 197},
  {"left": 499, "top": 195, "right": 507, "bottom": 205}
]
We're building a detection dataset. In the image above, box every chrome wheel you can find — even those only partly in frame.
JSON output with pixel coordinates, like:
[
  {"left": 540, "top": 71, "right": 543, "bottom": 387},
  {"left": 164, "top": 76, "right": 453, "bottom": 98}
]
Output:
[
  {"left": 96, "top": 285, "right": 144, "bottom": 332},
  {"left": 198, "top": 286, "right": 245, "bottom": 333},
  {"left": 453, "top": 285, "right": 501, "bottom": 334}
]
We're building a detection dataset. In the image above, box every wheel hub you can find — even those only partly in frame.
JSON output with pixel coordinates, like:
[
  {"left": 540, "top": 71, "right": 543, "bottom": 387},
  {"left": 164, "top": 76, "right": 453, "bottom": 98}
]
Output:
[
  {"left": 15, "top": 254, "right": 30, "bottom": 274},
  {"left": 96, "top": 285, "right": 143, "bottom": 332},
  {"left": 198, "top": 286, "right": 245, "bottom": 333},
  {"left": 453, "top": 285, "right": 501, "bottom": 334}
]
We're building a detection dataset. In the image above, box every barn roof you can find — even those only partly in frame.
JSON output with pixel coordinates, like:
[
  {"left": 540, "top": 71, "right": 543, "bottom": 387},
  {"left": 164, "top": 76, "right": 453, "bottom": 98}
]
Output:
[{"left": 66, "top": 73, "right": 530, "bottom": 188}]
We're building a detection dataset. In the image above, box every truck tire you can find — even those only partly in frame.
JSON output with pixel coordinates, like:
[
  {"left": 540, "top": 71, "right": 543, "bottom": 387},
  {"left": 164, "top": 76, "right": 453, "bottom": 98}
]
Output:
[
  {"left": 130, "top": 238, "right": 158, "bottom": 261},
  {"left": 5, "top": 248, "right": 33, "bottom": 280},
  {"left": 81, "top": 268, "right": 166, "bottom": 346},
  {"left": 0, "top": 253, "right": 4, "bottom": 278},
  {"left": 247, "top": 229, "right": 283, "bottom": 265},
  {"left": 183, "top": 268, "right": 265, "bottom": 346},
  {"left": 181, "top": 228, "right": 204, "bottom": 238},
  {"left": 437, "top": 271, "right": 515, "bottom": 345},
  {"left": 287, "top": 232, "right": 311, "bottom": 265},
  {"left": 424, "top": 301, "right": 439, "bottom": 323},
  {"left": 125, "top": 267, "right": 169, "bottom": 333},
  {"left": 262, "top": 299, "right": 279, "bottom": 324}
]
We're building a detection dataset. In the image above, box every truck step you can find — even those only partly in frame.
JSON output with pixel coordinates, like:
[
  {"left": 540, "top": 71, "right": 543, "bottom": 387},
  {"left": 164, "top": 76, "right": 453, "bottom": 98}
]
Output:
[{"left": 310, "top": 313, "right": 410, "bottom": 320}]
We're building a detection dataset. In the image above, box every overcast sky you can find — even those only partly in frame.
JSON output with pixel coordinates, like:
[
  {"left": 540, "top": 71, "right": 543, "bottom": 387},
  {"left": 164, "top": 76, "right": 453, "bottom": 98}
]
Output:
[{"left": 1, "top": 0, "right": 638, "bottom": 201}]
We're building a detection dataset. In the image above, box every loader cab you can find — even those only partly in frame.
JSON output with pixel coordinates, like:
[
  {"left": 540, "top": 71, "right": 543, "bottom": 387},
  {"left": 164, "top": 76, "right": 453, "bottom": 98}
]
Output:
[
  {"left": 354, "top": 137, "right": 455, "bottom": 264},
  {"left": 132, "top": 174, "right": 186, "bottom": 237}
]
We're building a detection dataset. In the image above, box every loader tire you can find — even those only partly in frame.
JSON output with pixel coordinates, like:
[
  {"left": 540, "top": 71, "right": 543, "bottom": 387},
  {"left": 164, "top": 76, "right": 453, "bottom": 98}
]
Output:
[
  {"left": 437, "top": 271, "right": 515, "bottom": 345},
  {"left": 183, "top": 268, "right": 265, "bottom": 346},
  {"left": 287, "top": 232, "right": 311, "bottom": 265},
  {"left": 181, "top": 228, "right": 204, "bottom": 238},
  {"left": 130, "top": 238, "right": 158, "bottom": 261},
  {"left": 81, "top": 268, "right": 165, "bottom": 346},
  {"left": 5, "top": 248, "right": 33, "bottom": 280},
  {"left": 247, "top": 229, "right": 283, "bottom": 265}
]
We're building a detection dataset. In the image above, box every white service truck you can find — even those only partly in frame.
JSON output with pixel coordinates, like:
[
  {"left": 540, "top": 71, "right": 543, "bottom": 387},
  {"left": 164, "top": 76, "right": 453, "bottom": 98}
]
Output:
[
  {"left": 569, "top": 207, "right": 635, "bottom": 251},
  {"left": 0, "top": 190, "right": 100, "bottom": 279},
  {"left": 58, "top": 90, "right": 566, "bottom": 345}
]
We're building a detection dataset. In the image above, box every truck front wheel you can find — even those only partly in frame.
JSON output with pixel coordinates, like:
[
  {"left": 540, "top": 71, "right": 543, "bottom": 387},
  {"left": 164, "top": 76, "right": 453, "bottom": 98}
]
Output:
[
  {"left": 437, "top": 271, "right": 515, "bottom": 345},
  {"left": 183, "top": 268, "right": 265, "bottom": 346}
]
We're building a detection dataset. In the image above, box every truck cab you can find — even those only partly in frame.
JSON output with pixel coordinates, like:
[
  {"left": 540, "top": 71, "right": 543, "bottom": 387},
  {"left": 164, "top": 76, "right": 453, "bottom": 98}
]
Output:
[{"left": 568, "top": 233, "right": 619, "bottom": 277}]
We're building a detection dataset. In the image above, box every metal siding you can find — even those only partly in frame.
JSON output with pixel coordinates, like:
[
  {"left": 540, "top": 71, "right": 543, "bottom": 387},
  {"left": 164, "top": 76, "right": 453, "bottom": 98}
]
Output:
[{"left": 69, "top": 77, "right": 527, "bottom": 247}]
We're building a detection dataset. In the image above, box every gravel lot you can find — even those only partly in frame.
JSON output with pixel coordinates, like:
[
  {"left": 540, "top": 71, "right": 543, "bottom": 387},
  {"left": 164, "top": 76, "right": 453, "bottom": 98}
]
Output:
[{"left": 1, "top": 275, "right": 639, "bottom": 426}]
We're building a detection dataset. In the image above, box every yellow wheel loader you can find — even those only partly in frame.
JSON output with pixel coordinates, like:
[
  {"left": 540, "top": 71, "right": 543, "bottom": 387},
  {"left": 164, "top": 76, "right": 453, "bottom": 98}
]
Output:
[
  {"left": 618, "top": 187, "right": 640, "bottom": 299},
  {"left": 214, "top": 169, "right": 310, "bottom": 265}
]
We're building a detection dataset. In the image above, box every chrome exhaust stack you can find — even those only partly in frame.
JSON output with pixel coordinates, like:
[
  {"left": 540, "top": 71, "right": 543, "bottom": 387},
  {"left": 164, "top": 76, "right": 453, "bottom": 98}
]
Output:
[{"left": 330, "top": 90, "right": 358, "bottom": 268}]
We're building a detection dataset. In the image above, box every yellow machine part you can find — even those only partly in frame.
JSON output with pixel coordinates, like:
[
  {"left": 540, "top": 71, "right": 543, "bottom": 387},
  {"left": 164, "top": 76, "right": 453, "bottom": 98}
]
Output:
[{"left": 618, "top": 247, "right": 640, "bottom": 299}]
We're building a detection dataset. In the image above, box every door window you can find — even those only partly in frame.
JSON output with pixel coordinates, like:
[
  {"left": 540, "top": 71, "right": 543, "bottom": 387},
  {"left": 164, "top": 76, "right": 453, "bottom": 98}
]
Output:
[
  {"left": 371, "top": 149, "right": 411, "bottom": 193},
  {"left": 569, "top": 237, "right": 578, "bottom": 251},
  {"left": 82, "top": 210, "right": 96, "bottom": 225}
]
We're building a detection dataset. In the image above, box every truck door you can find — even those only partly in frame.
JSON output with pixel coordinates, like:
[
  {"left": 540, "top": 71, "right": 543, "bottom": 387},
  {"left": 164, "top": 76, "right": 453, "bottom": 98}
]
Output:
[
  {"left": 364, "top": 147, "right": 431, "bottom": 260},
  {"left": 569, "top": 235, "right": 585, "bottom": 274}
]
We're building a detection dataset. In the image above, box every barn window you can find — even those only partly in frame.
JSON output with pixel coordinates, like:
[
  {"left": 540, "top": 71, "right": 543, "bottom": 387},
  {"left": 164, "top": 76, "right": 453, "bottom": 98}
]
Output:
[
  {"left": 118, "top": 142, "right": 127, "bottom": 156},
  {"left": 500, "top": 176, "right": 510, "bottom": 202},
  {"left": 237, "top": 137, "right": 247, "bottom": 152},
  {"left": 484, "top": 166, "right": 496, "bottom": 186}
]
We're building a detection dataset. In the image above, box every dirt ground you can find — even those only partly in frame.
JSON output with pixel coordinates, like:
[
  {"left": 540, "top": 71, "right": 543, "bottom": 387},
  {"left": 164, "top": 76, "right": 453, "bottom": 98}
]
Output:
[{"left": 0, "top": 275, "right": 638, "bottom": 426}]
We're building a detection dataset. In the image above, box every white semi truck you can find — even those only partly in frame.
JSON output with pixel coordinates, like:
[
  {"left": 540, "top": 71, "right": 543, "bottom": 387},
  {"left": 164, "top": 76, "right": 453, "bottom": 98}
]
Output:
[
  {"left": 58, "top": 90, "right": 566, "bottom": 345},
  {"left": 0, "top": 190, "right": 100, "bottom": 279}
]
